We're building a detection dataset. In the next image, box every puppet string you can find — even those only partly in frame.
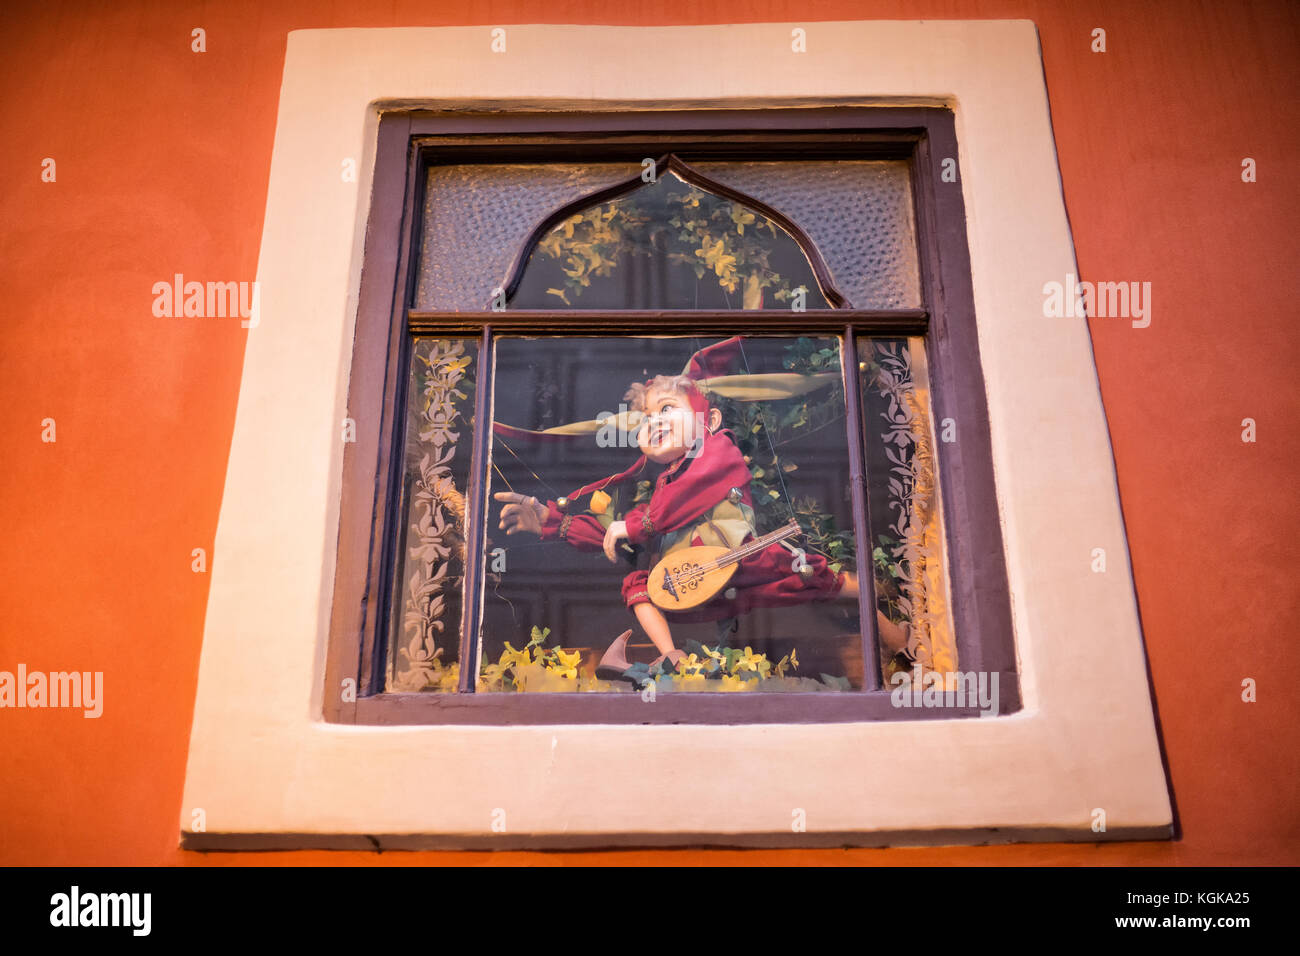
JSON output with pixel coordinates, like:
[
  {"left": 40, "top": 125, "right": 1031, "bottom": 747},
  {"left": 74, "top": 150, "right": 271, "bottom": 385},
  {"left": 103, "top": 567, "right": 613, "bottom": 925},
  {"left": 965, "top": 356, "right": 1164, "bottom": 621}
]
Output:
[
  {"left": 494, "top": 434, "right": 562, "bottom": 498},
  {"left": 773, "top": 411, "right": 846, "bottom": 447},
  {"left": 490, "top": 460, "right": 515, "bottom": 493},
  {"left": 736, "top": 338, "right": 797, "bottom": 524}
]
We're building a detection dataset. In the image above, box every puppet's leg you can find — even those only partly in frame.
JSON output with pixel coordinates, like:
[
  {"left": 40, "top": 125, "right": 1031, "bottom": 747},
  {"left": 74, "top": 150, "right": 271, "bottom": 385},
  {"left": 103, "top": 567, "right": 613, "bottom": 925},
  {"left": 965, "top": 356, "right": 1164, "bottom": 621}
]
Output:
[
  {"left": 835, "top": 572, "right": 910, "bottom": 658},
  {"left": 613, "top": 571, "right": 685, "bottom": 669},
  {"left": 878, "top": 613, "right": 909, "bottom": 657},
  {"left": 634, "top": 603, "right": 686, "bottom": 666},
  {"left": 596, "top": 608, "right": 683, "bottom": 676}
]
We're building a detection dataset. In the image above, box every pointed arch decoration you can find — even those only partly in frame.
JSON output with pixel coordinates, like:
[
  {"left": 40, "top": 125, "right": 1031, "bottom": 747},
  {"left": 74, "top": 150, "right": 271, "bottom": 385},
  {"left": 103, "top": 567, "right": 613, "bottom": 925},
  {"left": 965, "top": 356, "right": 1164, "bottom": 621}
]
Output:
[{"left": 498, "top": 154, "right": 848, "bottom": 310}]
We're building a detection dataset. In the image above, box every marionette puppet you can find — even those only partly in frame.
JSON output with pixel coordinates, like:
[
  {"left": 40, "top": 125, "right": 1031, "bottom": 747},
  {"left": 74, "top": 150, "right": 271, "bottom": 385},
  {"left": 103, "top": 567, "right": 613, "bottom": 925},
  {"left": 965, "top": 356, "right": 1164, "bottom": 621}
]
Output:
[{"left": 493, "top": 337, "right": 910, "bottom": 678}]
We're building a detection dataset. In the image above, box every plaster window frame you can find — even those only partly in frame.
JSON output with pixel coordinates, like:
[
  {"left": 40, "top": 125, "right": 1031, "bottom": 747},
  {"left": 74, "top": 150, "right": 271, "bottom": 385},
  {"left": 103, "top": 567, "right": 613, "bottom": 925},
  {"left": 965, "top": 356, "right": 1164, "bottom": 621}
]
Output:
[{"left": 181, "top": 21, "right": 1173, "bottom": 849}]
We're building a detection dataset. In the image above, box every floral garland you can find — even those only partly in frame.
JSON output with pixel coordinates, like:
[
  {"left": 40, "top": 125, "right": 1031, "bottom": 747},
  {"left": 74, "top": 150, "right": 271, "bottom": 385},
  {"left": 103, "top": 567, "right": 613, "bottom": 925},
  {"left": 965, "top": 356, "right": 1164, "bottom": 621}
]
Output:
[{"left": 534, "top": 181, "right": 806, "bottom": 309}]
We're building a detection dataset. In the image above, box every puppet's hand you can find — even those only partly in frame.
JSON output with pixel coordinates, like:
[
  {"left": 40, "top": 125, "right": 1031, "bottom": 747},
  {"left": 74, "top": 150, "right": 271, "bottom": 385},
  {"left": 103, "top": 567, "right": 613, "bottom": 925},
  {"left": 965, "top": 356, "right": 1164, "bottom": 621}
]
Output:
[
  {"left": 494, "top": 492, "right": 548, "bottom": 536},
  {"left": 602, "top": 520, "right": 628, "bottom": 563}
]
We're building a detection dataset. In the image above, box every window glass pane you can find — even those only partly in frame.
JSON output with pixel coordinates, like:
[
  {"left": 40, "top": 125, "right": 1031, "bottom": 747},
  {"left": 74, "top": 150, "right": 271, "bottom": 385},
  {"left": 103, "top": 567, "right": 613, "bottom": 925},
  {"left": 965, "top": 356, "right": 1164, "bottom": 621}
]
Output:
[
  {"left": 480, "top": 335, "right": 862, "bottom": 692},
  {"left": 389, "top": 337, "right": 479, "bottom": 692},
  {"left": 415, "top": 163, "right": 642, "bottom": 310},
  {"left": 693, "top": 161, "right": 921, "bottom": 309},
  {"left": 508, "top": 171, "right": 830, "bottom": 310},
  {"left": 857, "top": 337, "right": 956, "bottom": 676}
]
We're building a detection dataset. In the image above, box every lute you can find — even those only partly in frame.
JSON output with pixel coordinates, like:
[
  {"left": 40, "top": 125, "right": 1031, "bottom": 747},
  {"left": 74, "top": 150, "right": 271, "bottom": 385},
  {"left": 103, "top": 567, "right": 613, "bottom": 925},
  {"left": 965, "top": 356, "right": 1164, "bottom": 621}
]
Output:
[{"left": 647, "top": 519, "right": 803, "bottom": 611}]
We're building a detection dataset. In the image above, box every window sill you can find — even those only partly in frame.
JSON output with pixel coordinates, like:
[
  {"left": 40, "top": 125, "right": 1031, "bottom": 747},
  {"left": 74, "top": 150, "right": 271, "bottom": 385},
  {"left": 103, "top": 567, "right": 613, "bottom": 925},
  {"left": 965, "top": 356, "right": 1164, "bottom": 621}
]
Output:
[{"left": 343, "top": 683, "right": 1020, "bottom": 725}]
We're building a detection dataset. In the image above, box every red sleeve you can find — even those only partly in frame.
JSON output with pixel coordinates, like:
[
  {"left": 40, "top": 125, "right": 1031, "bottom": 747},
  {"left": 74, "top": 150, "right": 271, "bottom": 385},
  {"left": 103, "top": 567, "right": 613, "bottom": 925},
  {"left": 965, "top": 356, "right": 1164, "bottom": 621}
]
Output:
[
  {"left": 538, "top": 500, "right": 607, "bottom": 552},
  {"left": 624, "top": 431, "right": 751, "bottom": 545}
]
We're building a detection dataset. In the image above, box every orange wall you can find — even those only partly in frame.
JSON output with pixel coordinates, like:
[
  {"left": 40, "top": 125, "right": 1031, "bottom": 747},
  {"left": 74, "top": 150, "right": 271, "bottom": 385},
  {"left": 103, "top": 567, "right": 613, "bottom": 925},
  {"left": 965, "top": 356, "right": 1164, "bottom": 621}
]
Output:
[{"left": 1, "top": 0, "right": 1296, "bottom": 865}]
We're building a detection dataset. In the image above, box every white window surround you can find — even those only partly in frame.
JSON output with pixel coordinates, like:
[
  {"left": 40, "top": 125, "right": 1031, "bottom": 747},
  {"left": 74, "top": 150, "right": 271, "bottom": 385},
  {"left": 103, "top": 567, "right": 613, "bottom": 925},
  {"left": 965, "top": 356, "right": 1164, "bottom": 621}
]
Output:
[{"left": 181, "top": 21, "right": 1172, "bottom": 849}]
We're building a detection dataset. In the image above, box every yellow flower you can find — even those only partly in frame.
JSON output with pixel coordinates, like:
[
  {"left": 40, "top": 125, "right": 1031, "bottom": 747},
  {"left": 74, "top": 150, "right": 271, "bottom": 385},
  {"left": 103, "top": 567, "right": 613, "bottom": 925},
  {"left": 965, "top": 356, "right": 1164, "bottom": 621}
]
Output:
[
  {"left": 589, "top": 490, "right": 611, "bottom": 514},
  {"left": 674, "top": 653, "right": 710, "bottom": 678},
  {"left": 695, "top": 238, "right": 736, "bottom": 278},
  {"left": 730, "top": 205, "right": 756, "bottom": 234},
  {"left": 500, "top": 642, "right": 531, "bottom": 670},
  {"left": 436, "top": 663, "right": 460, "bottom": 692},
  {"left": 478, "top": 662, "right": 505, "bottom": 691},
  {"left": 550, "top": 647, "right": 582, "bottom": 679}
]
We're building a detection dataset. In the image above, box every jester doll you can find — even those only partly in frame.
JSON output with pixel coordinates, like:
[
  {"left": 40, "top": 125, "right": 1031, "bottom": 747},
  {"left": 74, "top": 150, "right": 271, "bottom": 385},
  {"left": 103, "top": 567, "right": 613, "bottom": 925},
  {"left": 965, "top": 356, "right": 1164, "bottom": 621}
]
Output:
[{"left": 493, "top": 337, "right": 909, "bottom": 675}]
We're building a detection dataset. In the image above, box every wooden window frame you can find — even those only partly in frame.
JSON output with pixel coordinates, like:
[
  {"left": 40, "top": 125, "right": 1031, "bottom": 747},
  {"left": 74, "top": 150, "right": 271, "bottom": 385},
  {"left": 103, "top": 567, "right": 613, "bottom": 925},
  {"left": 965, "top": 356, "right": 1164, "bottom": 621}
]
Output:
[{"left": 324, "top": 107, "right": 1018, "bottom": 726}]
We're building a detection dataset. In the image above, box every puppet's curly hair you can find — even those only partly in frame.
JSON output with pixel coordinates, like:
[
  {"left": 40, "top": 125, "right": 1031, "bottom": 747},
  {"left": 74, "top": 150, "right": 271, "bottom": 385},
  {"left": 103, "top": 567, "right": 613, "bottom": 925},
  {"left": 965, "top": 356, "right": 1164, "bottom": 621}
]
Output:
[{"left": 623, "top": 374, "right": 704, "bottom": 412}]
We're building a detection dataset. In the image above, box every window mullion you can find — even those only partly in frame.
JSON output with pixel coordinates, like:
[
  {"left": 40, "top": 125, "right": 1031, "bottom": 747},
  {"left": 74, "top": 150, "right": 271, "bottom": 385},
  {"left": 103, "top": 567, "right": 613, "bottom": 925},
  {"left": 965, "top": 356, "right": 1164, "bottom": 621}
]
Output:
[
  {"left": 457, "top": 326, "right": 495, "bottom": 693},
  {"left": 842, "top": 326, "right": 882, "bottom": 692}
]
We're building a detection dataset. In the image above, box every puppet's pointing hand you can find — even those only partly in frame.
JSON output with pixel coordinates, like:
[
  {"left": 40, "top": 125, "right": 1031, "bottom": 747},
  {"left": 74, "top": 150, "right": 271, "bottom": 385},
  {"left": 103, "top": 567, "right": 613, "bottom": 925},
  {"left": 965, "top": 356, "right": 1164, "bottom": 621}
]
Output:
[
  {"left": 494, "top": 492, "right": 548, "bottom": 536},
  {"left": 602, "top": 521, "right": 629, "bottom": 563}
]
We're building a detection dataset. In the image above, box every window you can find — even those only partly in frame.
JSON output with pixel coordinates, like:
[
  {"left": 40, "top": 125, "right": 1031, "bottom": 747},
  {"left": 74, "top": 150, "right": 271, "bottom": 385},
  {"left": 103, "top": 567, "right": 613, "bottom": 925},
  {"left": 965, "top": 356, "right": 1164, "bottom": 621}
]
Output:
[{"left": 324, "top": 109, "right": 1018, "bottom": 724}]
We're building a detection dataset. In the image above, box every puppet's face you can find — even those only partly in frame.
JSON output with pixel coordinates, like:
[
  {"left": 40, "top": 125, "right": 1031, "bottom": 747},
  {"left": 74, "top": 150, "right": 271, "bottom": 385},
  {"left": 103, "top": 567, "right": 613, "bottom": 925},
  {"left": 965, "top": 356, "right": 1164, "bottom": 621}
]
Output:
[{"left": 636, "top": 385, "right": 720, "bottom": 464}]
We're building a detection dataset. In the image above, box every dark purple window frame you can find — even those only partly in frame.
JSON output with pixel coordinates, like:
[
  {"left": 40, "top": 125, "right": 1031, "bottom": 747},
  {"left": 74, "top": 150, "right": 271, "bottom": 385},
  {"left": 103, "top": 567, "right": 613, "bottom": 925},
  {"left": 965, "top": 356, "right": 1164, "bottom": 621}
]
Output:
[{"left": 323, "top": 107, "right": 1019, "bottom": 725}]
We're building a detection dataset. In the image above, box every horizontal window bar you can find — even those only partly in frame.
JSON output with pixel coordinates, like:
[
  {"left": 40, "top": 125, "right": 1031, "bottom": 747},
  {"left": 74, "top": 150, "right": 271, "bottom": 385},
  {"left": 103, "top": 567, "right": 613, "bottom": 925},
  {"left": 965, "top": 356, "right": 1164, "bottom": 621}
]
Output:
[{"left": 406, "top": 309, "right": 929, "bottom": 335}]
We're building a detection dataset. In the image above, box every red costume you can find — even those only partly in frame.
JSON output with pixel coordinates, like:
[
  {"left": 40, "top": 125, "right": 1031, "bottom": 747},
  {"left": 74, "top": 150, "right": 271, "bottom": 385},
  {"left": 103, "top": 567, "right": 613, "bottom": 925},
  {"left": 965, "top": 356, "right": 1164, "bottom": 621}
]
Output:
[{"left": 537, "top": 427, "right": 845, "bottom": 623}]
